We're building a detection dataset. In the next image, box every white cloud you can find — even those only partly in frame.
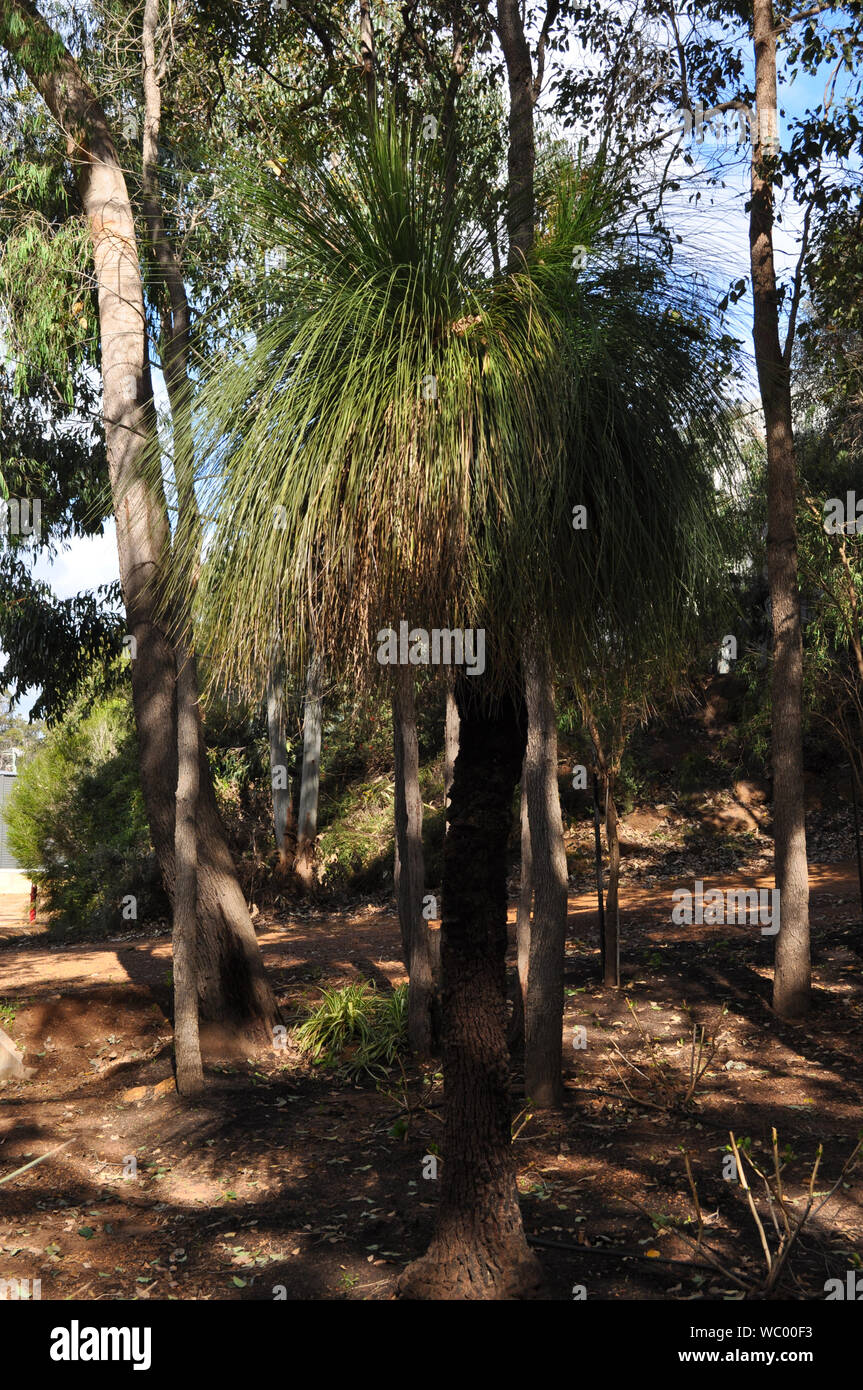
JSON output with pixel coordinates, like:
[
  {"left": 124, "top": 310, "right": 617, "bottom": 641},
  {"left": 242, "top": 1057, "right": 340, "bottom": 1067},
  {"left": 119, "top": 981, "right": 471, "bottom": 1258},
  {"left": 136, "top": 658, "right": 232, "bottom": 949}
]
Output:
[{"left": 31, "top": 521, "right": 120, "bottom": 600}]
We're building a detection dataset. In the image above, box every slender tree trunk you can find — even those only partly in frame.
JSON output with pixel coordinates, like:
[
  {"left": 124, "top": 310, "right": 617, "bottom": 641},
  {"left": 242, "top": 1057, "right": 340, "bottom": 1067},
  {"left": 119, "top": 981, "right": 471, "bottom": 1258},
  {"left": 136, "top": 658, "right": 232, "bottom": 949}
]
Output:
[
  {"left": 392, "top": 685, "right": 408, "bottom": 967},
  {"left": 586, "top": 712, "right": 620, "bottom": 987},
  {"left": 497, "top": 0, "right": 535, "bottom": 265},
  {"left": 173, "top": 641, "right": 204, "bottom": 1094},
  {"left": 444, "top": 676, "right": 459, "bottom": 824},
  {"left": 295, "top": 653, "right": 323, "bottom": 889},
  {"left": 359, "top": 0, "right": 376, "bottom": 107},
  {"left": 603, "top": 776, "right": 621, "bottom": 988},
  {"left": 522, "top": 646, "right": 568, "bottom": 1108},
  {"left": 267, "top": 656, "right": 295, "bottom": 871},
  {"left": 851, "top": 761, "right": 863, "bottom": 916},
  {"left": 751, "top": 0, "right": 810, "bottom": 1017},
  {"left": 398, "top": 670, "right": 543, "bottom": 1299},
  {"left": 433, "top": 675, "right": 459, "bottom": 1016},
  {"left": 591, "top": 769, "right": 606, "bottom": 977},
  {"left": 497, "top": 0, "right": 567, "bottom": 1106},
  {"left": 144, "top": 0, "right": 199, "bottom": 1093},
  {"left": 509, "top": 776, "right": 532, "bottom": 1049},
  {"left": 1, "top": 0, "right": 278, "bottom": 1041},
  {"left": 393, "top": 666, "right": 433, "bottom": 1056}
]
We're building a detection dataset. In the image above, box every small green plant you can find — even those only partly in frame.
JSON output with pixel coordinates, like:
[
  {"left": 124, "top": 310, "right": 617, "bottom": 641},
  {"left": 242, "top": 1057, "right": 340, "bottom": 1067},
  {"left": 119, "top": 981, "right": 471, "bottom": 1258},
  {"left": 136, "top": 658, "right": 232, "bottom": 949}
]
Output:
[
  {"left": 294, "top": 981, "right": 408, "bottom": 1078},
  {"left": 0, "top": 999, "right": 19, "bottom": 1028}
]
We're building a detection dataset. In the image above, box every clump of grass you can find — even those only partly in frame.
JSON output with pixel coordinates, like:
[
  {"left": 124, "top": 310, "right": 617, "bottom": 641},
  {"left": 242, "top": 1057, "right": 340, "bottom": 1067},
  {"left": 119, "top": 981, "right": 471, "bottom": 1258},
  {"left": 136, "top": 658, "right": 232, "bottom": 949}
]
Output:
[{"left": 294, "top": 981, "right": 408, "bottom": 1078}]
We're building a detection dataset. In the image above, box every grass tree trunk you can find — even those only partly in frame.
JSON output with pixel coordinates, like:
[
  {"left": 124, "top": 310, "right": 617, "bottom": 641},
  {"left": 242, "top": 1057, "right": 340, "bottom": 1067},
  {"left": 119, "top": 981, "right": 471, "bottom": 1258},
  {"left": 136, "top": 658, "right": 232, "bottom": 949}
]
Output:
[
  {"left": 267, "top": 656, "right": 295, "bottom": 872},
  {"left": 522, "top": 646, "right": 568, "bottom": 1108},
  {"left": 392, "top": 666, "right": 433, "bottom": 1057},
  {"left": 1, "top": 0, "right": 278, "bottom": 1042},
  {"left": 398, "top": 670, "right": 543, "bottom": 1299},
  {"left": 294, "top": 653, "right": 323, "bottom": 890},
  {"left": 751, "top": 0, "right": 810, "bottom": 1018}
]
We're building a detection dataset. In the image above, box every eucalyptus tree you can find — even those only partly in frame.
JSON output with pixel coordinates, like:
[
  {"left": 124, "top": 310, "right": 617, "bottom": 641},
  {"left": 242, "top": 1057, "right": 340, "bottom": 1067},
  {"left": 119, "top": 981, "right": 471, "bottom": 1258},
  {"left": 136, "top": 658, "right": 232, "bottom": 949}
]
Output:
[
  {"left": 691, "top": 0, "right": 862, "bottom": 1020},
  {"left": 0, "top": 0, "right": 280, "bottom": 1046},
  {"left": 553, "top": 0, "right": 863, "bottom": 1020},
  {"left": 0, "top": 0, "right": 374, "bottom": 1055}
]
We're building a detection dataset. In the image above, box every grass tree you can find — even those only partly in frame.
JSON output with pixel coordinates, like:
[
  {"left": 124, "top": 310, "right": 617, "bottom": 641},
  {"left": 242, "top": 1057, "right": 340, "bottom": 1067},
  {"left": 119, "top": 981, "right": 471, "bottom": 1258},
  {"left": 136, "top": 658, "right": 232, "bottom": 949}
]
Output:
[{"left": 157, "top": 103, "right": 738, "bottom": 1297}]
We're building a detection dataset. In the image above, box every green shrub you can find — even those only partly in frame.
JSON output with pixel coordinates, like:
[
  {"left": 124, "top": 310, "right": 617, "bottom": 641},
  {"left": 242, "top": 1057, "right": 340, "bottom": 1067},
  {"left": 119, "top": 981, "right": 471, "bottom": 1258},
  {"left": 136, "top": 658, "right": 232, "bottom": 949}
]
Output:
[
  {"left": 294, "top": 981, "right": 408, "bottom": 1077},
  {"left": 5, "top": 689, "right": 166, "bottom": 934}
]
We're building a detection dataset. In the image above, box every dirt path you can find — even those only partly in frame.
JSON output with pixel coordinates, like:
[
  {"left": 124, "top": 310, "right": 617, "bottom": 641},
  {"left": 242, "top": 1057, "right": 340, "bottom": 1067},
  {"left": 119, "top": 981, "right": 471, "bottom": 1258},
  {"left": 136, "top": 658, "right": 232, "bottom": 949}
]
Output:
[
  {"left": 1, "top": 864, "right": 861, "bottom": 1301},
  {"left": 2, "top": 859, "right": 860, "bottom": 998}
]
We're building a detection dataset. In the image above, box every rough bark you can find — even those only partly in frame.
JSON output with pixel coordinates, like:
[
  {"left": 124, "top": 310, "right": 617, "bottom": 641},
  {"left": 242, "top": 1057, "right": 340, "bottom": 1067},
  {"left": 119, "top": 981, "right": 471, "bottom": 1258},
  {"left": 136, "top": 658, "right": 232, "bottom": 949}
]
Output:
[
  {"left": 0, "top": 0, "right": 278, "bottom": 1040},
  {"left": 392, "top": 666, "right": 433, "bottom": 1057},
  {"left": 398, "top": 672, "right": 543, "bottom": 1299},
  {"left": 522, "top": 647, "right": 568, "bottom": 1108},
  {"left": 294, "top": 653, "right": 323, "bottom": 890},
  {"left": 751, "top": 0, "right": 810, "bottom": 1017}
]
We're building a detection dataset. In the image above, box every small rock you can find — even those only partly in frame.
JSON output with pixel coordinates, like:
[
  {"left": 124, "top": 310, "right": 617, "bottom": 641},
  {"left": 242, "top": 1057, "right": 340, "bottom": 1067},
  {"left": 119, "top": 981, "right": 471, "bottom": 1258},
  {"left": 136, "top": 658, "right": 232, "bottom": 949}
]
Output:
[
  {"left": 122, "top": 1085, "right": 149, "bottom": 1103},
  {"left": 0, "top": 1026, "right": 32, "bottom": 1080}
]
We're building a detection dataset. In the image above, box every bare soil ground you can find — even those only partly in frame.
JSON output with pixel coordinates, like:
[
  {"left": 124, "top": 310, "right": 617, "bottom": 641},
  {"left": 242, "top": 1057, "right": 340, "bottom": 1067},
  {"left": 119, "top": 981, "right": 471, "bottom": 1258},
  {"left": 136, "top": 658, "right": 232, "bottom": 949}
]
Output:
[{"left": 1, "top": 865, "right": 862, "bottom": 1301}]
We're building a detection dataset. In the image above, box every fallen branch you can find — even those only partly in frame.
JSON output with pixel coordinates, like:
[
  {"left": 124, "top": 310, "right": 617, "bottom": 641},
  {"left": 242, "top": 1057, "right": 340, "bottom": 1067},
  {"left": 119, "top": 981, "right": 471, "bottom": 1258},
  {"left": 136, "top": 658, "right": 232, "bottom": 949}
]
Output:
[{"left": 0, "top": 1137, "right": 72, "bottom": 1185}]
